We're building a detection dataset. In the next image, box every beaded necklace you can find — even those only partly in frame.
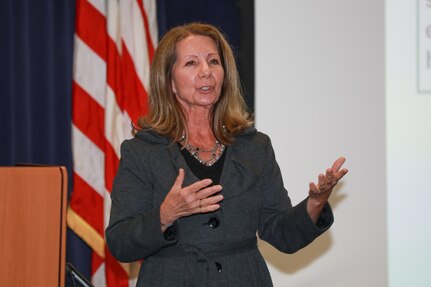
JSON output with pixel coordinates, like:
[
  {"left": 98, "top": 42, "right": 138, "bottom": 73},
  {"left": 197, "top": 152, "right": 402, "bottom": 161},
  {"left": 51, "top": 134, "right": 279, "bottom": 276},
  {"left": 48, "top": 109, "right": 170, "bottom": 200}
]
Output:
[{"left": 180, "top": 138, "right": 226, "bottom": 167}]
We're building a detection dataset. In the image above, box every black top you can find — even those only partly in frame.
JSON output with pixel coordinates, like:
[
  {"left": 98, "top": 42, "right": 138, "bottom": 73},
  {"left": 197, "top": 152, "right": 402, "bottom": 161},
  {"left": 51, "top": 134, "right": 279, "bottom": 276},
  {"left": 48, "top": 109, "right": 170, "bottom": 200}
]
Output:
[{"left": 178, "top": 143, "right": 227, "bottom": 185}]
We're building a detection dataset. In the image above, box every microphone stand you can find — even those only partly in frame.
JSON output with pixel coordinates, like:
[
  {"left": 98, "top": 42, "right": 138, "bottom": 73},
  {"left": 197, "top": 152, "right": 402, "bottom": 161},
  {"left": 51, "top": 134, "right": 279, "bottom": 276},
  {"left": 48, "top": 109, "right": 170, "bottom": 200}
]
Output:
[{"left": 66, "top": 262, "right": 95, "bottom": 287}]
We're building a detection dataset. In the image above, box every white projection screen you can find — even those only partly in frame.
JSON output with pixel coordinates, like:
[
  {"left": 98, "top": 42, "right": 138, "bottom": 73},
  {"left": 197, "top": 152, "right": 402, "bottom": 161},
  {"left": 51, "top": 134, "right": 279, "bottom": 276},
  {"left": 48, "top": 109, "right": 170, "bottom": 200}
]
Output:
[
  {"left": 255, "top": 0, "right": 431, "bottom": 286},
  {"left": 255, "top": 1, "right": 387, "bottom": 286},
  {"left": 255, "top": 0, "right": 429, "bottom": 286},
  {"left": 386, "top": 1, "right": 431, "bottom": 287}
]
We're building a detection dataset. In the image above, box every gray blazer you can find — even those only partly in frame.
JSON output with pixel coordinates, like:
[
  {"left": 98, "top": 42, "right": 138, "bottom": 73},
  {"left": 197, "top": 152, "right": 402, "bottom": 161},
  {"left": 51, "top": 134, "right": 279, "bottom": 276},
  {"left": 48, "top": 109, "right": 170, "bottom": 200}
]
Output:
[{"left": 105, "top": 128, "right": 333, "bottom": 287}]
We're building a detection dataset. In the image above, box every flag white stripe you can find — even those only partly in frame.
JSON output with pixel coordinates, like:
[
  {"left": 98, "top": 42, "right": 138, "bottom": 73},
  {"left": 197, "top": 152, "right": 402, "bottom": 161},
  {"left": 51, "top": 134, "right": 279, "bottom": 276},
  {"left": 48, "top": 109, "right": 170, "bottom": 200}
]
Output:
[
  {"left": 129, "top": 278, "right": 137, "bottom": 287},
  {"left": 104, "top": 188, "right": 112, "bottom": 229},
  {"left": 73, "top": 36, "right": 107, "bottom": 108},
  {"left": 72, "top": 124, "right": 105, "bottom": 197},
  {"left": 88, "top": 0, "right": 106, "bottom": 16},
  {"left": 91, "top": 262, "right": 107, "bottom": 286},
  {"left": 105, "top": 86, "right": 132, "bottom": 159},
  {"left": 120, "top": 0, "right": 151, "bottom": 88},
  {"left": 107, "top": 0, "right": 122, "bottom": 53},
  {"left": 71, "top": 1, "right": 157, "bottom": 285},
  {"left": 143, "top": 0, "right": 158, "bottom": 47}
]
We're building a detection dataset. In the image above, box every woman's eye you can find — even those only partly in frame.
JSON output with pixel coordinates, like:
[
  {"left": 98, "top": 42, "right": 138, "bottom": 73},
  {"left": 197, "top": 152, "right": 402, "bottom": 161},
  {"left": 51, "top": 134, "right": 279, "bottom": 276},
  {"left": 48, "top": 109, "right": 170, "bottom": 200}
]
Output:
[
  {"left": 185, "top": 61, "right": 195, "bottom": 66},
  {"left": 209, "top": 58, "right": 220, "bottom": 65}
]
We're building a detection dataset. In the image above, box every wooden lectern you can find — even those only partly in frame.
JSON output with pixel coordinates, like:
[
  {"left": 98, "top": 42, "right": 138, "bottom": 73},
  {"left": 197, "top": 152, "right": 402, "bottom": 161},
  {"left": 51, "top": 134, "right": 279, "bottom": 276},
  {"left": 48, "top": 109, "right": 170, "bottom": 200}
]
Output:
[{"left": 0, "top": 166, "right": 68, "bottom": 287}]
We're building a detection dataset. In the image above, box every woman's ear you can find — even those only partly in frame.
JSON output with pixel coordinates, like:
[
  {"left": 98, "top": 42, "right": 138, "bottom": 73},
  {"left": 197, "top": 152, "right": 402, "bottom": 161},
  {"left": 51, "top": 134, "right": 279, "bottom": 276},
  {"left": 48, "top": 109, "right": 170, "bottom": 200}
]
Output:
[{"left": 171, "top": 78, "right": 177, "bottom": 95}]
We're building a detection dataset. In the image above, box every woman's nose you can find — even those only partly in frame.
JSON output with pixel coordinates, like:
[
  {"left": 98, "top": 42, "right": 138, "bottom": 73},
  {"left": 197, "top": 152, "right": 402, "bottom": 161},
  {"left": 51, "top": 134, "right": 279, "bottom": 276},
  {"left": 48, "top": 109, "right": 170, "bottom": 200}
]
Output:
[{"left": 199, "top": 63, "right": 211, "bottom": 77}]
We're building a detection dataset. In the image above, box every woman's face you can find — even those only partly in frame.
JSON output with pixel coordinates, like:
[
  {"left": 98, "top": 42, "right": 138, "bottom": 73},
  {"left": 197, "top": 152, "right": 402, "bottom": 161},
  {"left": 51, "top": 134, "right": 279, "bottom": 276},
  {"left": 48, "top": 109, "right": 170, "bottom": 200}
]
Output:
[{"left": 171, "top": 35, "right": 224, "bottom": 110}]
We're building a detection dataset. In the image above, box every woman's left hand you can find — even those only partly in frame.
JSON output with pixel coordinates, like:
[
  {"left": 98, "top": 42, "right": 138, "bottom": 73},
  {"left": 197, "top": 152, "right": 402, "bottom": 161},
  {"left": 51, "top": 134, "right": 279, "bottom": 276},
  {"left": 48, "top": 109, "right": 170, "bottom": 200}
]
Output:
[
  {"left": 309, "top": 157, "right": 348, "bottom": 202},
  {"left": 307, "top": 157, "right": 348, "bottom": 223}
]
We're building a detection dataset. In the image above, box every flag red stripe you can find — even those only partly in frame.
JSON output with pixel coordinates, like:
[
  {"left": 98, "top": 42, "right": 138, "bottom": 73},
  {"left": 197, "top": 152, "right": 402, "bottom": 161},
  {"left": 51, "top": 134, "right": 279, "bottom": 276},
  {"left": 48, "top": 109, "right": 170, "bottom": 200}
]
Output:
[
  {"left": 75, "top": 0, "right": 107, "bottom": 60},
  {"left": 106, "top": 37, "right": 124, "bottom": 110},
  {"left": 70, "top": 173, "right": 104, "bottom": 236},
  {"left": 104, "top": 143, "right": 119, "bottom": 193},
  {"left": 106, "top": 37, "right": 149, "bottom": 123},
  {"left": 72, "top": 82, "right": 105, "bottom": 151},
  {"left": 136, "top": 0, "right": 155, "bottom": 62},
  {"left": 105, "top": 246, "right": 129, "bottom": 286},
  {"left": 71, "top": 1, "right": 156, "bottom": 285},
  {"left": 92, "top": 252, "right": 104, "bottom": 275},
  {"left": 120, "top": 42, "right": 149, "bottom": 122}
]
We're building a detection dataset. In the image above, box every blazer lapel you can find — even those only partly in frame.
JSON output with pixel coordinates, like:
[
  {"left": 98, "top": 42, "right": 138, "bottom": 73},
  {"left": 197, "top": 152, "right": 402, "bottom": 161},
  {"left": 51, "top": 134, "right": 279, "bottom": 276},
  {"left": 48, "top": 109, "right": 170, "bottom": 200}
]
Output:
[
  {"left": 148, "top": 129, "right": 259, "bottom": 201},
  {"left": 150, "top": 143, "right": 200, "bottom": 195},
  {"left": 220, "top": 143, "right": 259, "bottom": 200}
]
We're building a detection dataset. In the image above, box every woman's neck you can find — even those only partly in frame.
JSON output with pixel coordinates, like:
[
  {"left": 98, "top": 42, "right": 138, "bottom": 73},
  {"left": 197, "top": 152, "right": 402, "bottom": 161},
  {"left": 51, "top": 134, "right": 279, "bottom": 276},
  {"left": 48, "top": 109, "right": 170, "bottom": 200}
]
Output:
[
  {"left": 184, "top": 108, "right": 215, "bottom": 147},
  {"left": 180, "top": 108, "right": 226, "bottom": 163},
  {"left": 186, "top": 124, "right": 215, "bottom": 148}
]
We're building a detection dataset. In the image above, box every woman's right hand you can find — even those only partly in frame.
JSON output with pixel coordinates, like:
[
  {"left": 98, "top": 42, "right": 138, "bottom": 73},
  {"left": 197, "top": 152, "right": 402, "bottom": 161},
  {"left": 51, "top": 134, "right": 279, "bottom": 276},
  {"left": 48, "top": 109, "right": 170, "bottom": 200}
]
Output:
[{"left": 160, "top": 168, "right": 223, "bottom": 230}]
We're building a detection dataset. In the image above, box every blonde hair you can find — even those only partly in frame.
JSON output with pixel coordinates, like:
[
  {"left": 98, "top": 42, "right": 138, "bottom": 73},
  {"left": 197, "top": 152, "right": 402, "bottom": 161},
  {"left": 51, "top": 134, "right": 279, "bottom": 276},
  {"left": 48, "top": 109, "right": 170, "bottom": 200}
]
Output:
[{"left": 137, "top": 22, "right": 253, "bottom": 144}]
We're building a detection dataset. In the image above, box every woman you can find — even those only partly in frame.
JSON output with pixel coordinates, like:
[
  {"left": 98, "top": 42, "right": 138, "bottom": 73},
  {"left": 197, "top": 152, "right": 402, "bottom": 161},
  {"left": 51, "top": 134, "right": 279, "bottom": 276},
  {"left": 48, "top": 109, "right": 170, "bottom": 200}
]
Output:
[{"left": 105, "top": 22, "right": 348, "bottom": 287}]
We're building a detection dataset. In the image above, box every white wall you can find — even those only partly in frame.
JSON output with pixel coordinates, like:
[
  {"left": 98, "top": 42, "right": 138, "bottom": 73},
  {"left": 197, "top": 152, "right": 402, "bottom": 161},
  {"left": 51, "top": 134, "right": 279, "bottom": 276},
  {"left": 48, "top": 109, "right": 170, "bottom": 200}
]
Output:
[
  {"left": 386, "top": 1, "right": 431, "bottom": 287},
  {"left": 255, "top": 1, "right": 387, "bottom": 286}
]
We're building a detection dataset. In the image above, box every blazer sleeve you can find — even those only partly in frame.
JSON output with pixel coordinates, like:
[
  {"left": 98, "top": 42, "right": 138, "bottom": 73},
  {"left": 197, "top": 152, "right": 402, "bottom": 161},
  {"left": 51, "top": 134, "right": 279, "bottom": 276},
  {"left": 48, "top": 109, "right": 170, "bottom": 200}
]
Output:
[
  {"left": 105, "top": 140, "right": 179, "bottom": 263},
  {"left": 257, "top": 136, "right": 333, "bottom": 254}
]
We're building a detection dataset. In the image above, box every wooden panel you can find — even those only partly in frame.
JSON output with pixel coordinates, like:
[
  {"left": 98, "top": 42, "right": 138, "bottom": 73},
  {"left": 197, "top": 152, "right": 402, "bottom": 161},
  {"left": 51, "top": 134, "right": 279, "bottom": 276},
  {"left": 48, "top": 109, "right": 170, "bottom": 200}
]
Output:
[{"left": 0, "top": 166, "right": 67, "bottom": 287}]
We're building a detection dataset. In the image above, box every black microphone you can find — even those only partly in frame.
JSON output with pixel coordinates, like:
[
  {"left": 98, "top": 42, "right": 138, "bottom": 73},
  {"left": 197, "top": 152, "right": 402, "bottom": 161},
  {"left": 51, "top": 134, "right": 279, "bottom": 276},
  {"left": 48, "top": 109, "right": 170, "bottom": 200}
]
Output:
[{"left": 66, "top": 263, "right": 95, "bottom": 287}]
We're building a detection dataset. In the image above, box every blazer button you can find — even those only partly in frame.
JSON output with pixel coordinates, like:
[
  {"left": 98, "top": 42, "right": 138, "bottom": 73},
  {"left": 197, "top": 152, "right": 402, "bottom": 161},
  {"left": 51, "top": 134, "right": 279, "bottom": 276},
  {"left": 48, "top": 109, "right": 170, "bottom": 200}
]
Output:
[
  {"left": 215, "top": 262, "right": 222, "bottom": 272},
  {"left": 208, "top": 217, "right": 219, "bottom": 228}
]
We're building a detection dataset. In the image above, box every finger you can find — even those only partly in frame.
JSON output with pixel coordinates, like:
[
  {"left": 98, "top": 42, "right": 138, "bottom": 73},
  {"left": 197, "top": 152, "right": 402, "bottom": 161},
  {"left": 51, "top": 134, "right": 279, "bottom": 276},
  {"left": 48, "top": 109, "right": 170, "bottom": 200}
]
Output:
[
  {"left": 186, "top": 178, "right": 213, "bottom": 193},
  {"left": 309, "top": 182, "right": 319, "bottom": 194},
  {"left": 335, "top": 168, "right": 349, "bottom": 180},
  {"left": 173, "top": 168, "right": 185, "bottom": 191},
  {"left": 318, "top": 173, "right": 326, "bottom": 188},
  {"left": 326, "top": 168, "right": 335, "bottom": 182},
  {"left": 332, "top": 157, "right": 346, "bottom": 172},
  {"left": 197, "top": 198, "right": 222, "bottom": 213},
  {"left": 201, "top": 194, "right": 224, "bottom": 207},
  {"left": 196, "top": 184, "right": 223, "bottom": 200},
  {"left": 200, "top": 203, "right": 221, "bottom": 213}
]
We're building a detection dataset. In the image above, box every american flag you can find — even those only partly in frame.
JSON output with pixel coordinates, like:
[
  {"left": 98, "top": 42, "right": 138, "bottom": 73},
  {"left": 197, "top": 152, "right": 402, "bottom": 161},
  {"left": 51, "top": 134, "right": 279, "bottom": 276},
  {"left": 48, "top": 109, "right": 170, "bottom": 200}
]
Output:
[{"left": 67, "top": 0, "right": 157, "bottom": 285}]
